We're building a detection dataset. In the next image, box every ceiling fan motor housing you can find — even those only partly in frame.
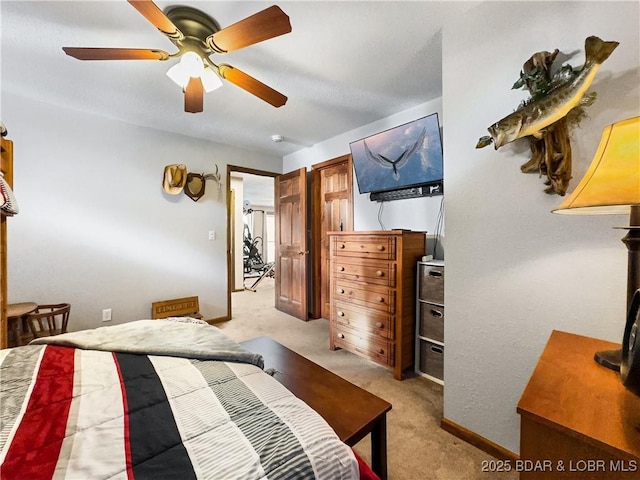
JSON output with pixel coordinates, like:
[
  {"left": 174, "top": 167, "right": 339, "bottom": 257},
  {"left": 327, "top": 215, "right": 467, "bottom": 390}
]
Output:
[{"left": 164, "top": 5, "right": 221, "bottom": 56}]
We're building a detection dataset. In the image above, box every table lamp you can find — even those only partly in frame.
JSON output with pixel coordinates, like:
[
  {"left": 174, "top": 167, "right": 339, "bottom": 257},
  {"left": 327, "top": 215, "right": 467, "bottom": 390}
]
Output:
[{"left": 552, "top": 116, "right": 640, "bottom": 372}]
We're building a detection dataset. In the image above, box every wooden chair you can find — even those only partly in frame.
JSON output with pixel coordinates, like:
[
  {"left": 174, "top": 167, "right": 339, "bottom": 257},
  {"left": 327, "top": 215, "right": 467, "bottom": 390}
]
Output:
[
  {"left": 27, "top": 303, "right": 71, "bottom": 340},
  {"left": 151, "top": 296, "right": 203, "bottom": 320}
]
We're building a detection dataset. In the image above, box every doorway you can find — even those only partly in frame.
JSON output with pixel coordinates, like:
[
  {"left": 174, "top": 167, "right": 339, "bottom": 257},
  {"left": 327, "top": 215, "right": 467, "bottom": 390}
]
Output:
[
  {"left": 226, "top": 159, "right": 353, "bottom": 322},
  {"left": 226, "top": 166, "right": 277, "bottom": 320}
]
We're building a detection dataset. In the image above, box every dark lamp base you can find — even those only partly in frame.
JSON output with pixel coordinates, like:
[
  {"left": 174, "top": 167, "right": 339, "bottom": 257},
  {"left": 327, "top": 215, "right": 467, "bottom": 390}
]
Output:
[{"left": 594, "top": 348, "right": 622, "bottom": 372}]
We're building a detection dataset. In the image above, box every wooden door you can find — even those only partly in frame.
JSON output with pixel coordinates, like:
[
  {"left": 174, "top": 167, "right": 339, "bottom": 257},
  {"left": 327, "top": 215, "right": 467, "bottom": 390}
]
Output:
[
  {"left": 311, "top": 155, "right": 353, "bottom": 319},
  {"left": 275, "top": 168, "right": 308, "bottom": 320}
]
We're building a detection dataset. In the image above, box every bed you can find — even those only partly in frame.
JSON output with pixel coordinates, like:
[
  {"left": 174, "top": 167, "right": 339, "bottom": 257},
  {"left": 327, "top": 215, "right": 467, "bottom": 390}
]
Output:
[{"left": 0, "top": 319, "right": 378, "bottom": 479}]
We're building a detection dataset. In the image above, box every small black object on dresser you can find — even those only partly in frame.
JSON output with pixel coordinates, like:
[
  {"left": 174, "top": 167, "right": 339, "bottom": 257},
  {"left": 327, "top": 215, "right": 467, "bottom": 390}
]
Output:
[{"left": 622, "top": 289, "right": 640, "bottom": 396}]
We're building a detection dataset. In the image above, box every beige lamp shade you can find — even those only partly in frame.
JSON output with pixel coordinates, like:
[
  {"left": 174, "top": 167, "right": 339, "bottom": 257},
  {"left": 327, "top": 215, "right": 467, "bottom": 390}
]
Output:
[{"left": 553, "top": 116, "right": 640, "bottom": 215}]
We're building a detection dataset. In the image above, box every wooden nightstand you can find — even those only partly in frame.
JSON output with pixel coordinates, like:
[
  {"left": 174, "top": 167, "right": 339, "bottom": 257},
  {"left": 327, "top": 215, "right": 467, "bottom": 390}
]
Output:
[{"left": 517, "top": 330, "right": 640, "bottom": 479}]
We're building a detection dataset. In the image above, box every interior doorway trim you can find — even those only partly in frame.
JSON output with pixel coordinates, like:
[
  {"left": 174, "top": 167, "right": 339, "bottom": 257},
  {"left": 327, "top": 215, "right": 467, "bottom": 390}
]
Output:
[{"left": 226, "top": 165, "right": 278, "bottom": 321}]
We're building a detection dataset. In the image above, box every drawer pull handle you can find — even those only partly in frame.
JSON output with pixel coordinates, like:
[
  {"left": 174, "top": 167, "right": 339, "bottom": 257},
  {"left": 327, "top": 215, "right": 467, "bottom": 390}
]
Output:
[
  {"left": 376, "top": 245, "right": 385, "bottom": 251},
  {"left": 338, "top": 333, "right": 345, "bottom": 339},
  {"left": 337, "top": 311, "right": 345, "bottom": 317},
  {"left": 339, "top": 244, "right": 346, "bottom": 249},
  {"left": 430, "top": 345, "right": 444, "bottom": 355},
  {"left": 375, "top": 322, "right": 383, "bottom": 328},
  {"left": 338, "top": 288, "right": 345, "bottom": 294},
  {"left": 378, "top": 296, "right": 385, "bottom": 303},
  {"left": 430, "top": 309, "right": 443, "bottom": 318},
  {"left": 428, "top": 270, "right": 443, "bottom": 278},
  {"left": 339, "top": 266, "right": 345, "bottom": 271},
  {"left": 376, "top": 270, "right": 384, "bottom": 277},
  {"left": 378, "top": 348, "right": 385, "bottom": 354}
]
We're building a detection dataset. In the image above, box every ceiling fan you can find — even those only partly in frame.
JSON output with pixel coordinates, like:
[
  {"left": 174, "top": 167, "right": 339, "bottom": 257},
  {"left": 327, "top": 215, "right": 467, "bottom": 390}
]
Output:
[{"left": 63, "top": 1, "right": 292, "bottom": 113}]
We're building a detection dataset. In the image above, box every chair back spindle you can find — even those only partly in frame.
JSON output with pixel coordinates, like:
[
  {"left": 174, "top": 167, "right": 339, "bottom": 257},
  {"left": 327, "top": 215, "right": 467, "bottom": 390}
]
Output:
[{"left": 27, "top": 303, "right": 71, "bottom": 339}]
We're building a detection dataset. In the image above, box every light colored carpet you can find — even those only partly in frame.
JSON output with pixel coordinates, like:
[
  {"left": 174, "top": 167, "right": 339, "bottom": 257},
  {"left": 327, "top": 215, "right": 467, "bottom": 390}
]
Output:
[{"left": 217, "top": 278, "right": 517, "bottom": 480}]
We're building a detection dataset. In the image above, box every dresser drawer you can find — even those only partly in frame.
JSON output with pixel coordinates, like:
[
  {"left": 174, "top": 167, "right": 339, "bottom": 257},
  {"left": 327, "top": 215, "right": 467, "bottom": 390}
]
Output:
[
  {"left": 418, "top": 302, "right": 444, "bottom": 343},
  {"left": 333, "top": 301, "right": 395, "bottom": 339},
  {"left": 419, "top": 263, "right": 444, "bottom": 304},
  {"left": 332, "top": 322, "right": 395, "bottom": 366},
  {"left": 332, "top": 235, "right": 396, "bottom": 260},
  {"left": 334, "top": 281, "right": 395, "bottom": 313},
  {"left": 332, "top": 258, "right": 396, "bottom": 287}
]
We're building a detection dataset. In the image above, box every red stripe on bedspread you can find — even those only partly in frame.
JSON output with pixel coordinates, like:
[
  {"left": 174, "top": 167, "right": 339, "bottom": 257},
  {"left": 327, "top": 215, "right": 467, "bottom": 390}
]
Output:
[
  {"left": 113, "top": 352, "right": 134, "bottom": 480},
  {"left": 1, "top": 346, "right": 75, "bottom": 480}
]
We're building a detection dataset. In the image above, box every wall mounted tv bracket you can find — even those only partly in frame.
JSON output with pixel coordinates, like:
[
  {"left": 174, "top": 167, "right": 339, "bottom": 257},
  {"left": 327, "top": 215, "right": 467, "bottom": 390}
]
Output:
[{"left": 370, "top": 181, "right": 443, "bottom": 202}]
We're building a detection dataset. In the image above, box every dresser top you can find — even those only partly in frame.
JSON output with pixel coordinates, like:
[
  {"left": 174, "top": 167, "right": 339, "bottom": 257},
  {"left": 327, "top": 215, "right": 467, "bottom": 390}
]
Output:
[{"left": 517, "top": 330, "right": 640, "bottom": 460}]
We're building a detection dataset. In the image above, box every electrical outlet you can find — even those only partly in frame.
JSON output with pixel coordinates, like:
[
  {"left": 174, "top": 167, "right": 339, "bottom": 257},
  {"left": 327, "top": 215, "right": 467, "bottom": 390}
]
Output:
[
  {"left": 102, "top": 309, "right": 112, "bottom": 322},
  {"left": 208, "top": 230, "right": 216, "bottom": 240}
]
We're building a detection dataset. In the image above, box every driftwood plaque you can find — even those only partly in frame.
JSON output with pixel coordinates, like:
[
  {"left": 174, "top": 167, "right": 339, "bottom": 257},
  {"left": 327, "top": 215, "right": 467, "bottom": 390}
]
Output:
[{"left": 476, "top": 36, "right": 619, "bottom": 196}]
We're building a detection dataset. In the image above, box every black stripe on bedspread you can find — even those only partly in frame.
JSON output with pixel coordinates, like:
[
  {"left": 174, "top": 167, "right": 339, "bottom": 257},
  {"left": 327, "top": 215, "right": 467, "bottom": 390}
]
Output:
[
  {"left": 115, "top": 352, "right": 197, "bottom": 480},
  {"left": 191, "top": 360, "right": 316, "bottom": 479}
]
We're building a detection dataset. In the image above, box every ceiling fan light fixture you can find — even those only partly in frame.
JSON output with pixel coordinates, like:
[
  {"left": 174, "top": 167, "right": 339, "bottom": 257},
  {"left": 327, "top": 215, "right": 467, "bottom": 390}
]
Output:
[
  {"left": 166, "top": 62, "right": 189, "bottom": 88},
  {"left": 181, "top": 51, "right": 204, "bottom": 77},
  {"left": 166, "top": 52, "right": 222, "bottom": 92},
  {"left": 201, "top": 67, "right": 223, "bottom": 93}
]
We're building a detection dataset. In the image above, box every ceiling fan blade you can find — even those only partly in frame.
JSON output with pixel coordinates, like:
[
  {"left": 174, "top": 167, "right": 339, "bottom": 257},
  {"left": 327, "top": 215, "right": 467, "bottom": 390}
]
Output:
[
  {"left": 207, "top": 5, "right": 291, "bottom": 53},
  {"left": 128, "top": 0, "right": 183, "bottom": 40},
  {"left": 184, "top": 77, "right": 204, "bottom": 113},
  {"left": 218, "top": 64, "right": 287, "bottom": 108},
  {"left": 62, "top": 47, "right": 170, "bottom": 61}
]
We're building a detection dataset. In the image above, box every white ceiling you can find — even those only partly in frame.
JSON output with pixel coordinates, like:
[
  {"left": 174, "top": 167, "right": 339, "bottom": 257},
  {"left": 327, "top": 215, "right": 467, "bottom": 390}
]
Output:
[{"left": 1, "top": 1, "right": 477, "bottom": 158}]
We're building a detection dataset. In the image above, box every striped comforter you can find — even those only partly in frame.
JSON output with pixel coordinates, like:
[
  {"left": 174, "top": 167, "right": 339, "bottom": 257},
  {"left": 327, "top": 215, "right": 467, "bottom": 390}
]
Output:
[{"left": 0, "top": 321, "right": 360, "bottom": 480}]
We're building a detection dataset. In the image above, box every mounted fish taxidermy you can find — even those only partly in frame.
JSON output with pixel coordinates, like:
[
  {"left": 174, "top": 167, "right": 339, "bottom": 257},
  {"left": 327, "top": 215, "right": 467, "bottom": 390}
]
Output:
[{"left": 476, "top": 36, "right": 619, "bottom": 195}]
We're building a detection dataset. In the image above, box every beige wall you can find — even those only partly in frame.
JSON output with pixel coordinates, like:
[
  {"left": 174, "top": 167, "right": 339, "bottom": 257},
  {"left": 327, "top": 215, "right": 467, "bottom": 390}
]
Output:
[
  {"left": 442, "top": 0, "right": 640, "bottom": 454},
  {"left": 5, "top": 93, "right": 281, "bottom": 329}
]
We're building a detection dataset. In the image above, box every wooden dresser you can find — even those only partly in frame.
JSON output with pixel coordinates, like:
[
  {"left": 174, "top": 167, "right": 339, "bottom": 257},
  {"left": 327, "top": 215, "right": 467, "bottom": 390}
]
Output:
[
  {"left": 328, "top": 230, "right": 425, "bottom": 380},
  {"left": 518, "top": 330, "right": 640, "bottom": 479}
]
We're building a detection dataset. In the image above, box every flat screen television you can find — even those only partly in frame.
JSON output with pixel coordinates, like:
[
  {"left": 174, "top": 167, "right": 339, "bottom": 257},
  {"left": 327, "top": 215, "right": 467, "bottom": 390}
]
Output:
[{"left": 349, "top": 113, "right": 443, "bottom": 199}]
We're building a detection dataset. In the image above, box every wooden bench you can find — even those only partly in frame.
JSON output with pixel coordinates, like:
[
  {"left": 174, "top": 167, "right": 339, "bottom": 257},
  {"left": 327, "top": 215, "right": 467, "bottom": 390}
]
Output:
[{"left": 151, "top": 296, "right": 203, "bottom": 320}]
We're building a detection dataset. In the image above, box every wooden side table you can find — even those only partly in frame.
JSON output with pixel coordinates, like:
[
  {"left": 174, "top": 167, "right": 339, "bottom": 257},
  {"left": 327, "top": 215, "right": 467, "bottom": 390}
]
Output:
[
  {"left": 7, "top": 302, "right": 37, "bottom": 347},
  {"left": 517, "top": 330, "right": 640, "bottom": 479}
]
